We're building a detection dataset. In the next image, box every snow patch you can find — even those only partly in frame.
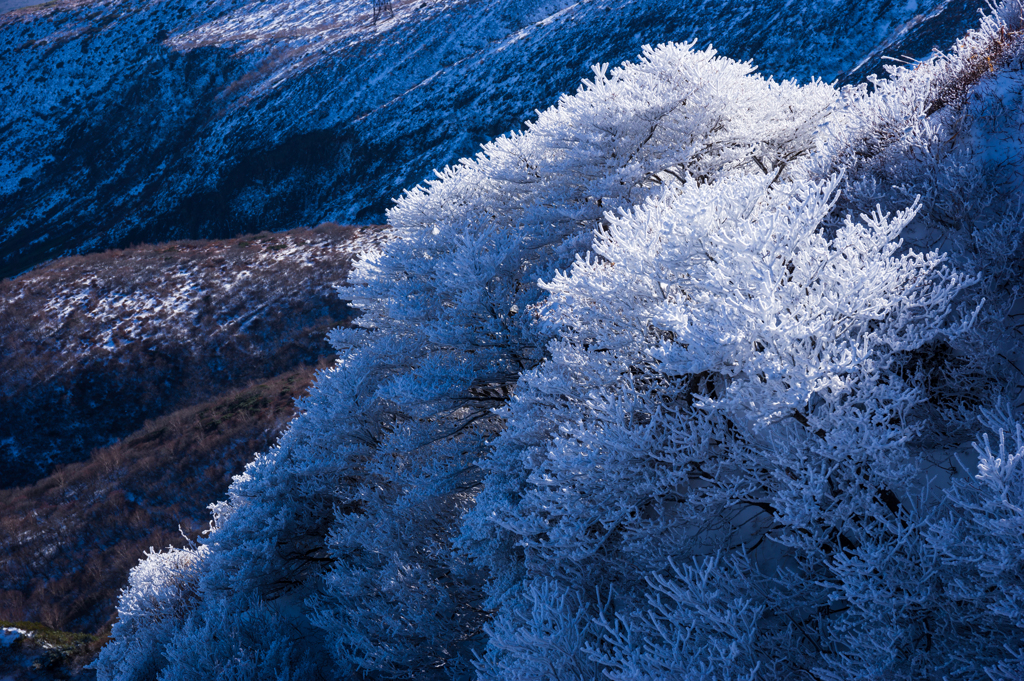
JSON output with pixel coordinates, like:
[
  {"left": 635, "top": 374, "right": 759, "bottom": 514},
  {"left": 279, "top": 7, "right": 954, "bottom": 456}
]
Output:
[{"left": 0, "top": 627, "right": 27, "bottom": 647}]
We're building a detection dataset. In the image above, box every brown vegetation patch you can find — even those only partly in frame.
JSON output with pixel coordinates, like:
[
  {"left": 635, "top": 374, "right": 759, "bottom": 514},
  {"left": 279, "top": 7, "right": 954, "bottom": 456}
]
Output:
[
  {"left": 0, "top": 364, "right": 323, "bottom": 637},
  {"left": 926, "top": 11, "right": 1024, "bottom": 116}
]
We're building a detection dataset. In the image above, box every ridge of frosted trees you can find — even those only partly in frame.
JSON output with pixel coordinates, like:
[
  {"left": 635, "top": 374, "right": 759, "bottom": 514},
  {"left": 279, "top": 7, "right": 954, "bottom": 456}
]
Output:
[
  {"left": 813, "top": 0, "right": 1024, "bottom": 426},
  {"left": 95, "top": 3, "right": 1024, "bottom": 679},
  {"left": 467, "top": 167, "right": 990, "bottom": 680},
  {"left": 96, "top": 42, "right": 836, "bottom": 680}
]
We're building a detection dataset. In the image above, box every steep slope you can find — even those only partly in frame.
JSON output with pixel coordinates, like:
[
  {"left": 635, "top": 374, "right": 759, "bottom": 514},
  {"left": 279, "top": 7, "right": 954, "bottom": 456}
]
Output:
[
  {"left": 0, "top": 0, "right": 987, "bottom": 276},
  {"left": 0, "top": 366, "right": 321, "bottom": 636},
  {"left": 0, "top": 223, "right": 379, "bottom": 485}
]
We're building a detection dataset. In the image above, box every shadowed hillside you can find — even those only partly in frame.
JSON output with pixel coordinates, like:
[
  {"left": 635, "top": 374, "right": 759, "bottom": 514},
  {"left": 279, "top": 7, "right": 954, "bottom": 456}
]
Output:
[
  {"left": 0, "top": 365, "right": 323, "bottom": 636},
  {"left": 0, "top": 223, "right": 381, "bottom": 486}
]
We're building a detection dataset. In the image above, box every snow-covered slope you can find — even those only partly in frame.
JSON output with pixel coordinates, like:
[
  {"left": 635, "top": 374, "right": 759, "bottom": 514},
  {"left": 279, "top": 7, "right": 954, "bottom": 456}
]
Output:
[{"left": 0, "top": 0, "right": 986, "bottom": 276}]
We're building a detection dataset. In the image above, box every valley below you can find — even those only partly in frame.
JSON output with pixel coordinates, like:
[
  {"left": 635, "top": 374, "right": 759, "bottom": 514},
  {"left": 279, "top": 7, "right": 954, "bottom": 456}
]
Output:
[{"left": 1, "top": 224, "right": 376, "bottom": 678}]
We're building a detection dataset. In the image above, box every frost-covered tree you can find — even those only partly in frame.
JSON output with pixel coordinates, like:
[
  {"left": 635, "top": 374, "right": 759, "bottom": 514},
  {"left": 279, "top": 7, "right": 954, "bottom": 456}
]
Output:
[
  {"left": 96, "top": 4, "right": 1024, "bottom": 679},
  {"left": 97, "top": 41, "right": 835, "bottom": 680},
  {"left": 812, "top": 0, "right": 1024, "bottom": 426},
  {"left": 466, "top": 3, "right": 1024, "bottom": 678},
  {"left": 466, "top": 168, "right": 988, "bottom": 679}
]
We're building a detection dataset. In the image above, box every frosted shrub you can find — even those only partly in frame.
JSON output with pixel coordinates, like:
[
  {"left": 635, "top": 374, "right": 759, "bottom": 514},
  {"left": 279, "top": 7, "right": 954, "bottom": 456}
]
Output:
[
  {"left": 301, "top": 41, "right": 836, "bottom": 679},
  {"left": 97, "top": 40, "right": 837, "bottom": 681},
  {"left": 467, "top": 4, "right": 1024, "bottom": 675},
  {"left": 468, "top": 168, "right": 988, "bottom": 678},
  {"left": 592, "top": 553, "right": 774, "bottom": 681},
  {"left": 474, "top": 579, "right": 601, "bottom": 681},
  {"left": 812, "top": 0, "right": 1024, "bottom": 422},
  {"left": 928, "top": 417, "right": 1024, "bottom": 657},
  {"left": 95, "top": 547, "right": 204, "bottom": 681},
  {"left": 158, "top": 596, "right": 320, "bottom": 681}
]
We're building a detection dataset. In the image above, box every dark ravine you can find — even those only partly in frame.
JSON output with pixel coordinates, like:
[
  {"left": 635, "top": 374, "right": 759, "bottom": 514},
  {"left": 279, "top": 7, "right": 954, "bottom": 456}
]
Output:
[
  {"left": 0, "top": 365, "right": 327, "bottom": 681},
  {"left": 0, "top": 365, "right": 324, "bottom": 635}
]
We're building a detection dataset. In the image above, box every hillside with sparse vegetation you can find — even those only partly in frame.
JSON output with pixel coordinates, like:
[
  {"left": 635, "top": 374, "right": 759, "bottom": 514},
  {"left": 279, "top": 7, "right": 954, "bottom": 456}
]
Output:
[
  {"left": 0, "top": 225, "right": 382, "bottom": 679},
  {"left": 0, "top": 0, "right": 984, "bottom": 277},
  {"left": 0, "top": 223, "right": 381, "bottom": 486}
]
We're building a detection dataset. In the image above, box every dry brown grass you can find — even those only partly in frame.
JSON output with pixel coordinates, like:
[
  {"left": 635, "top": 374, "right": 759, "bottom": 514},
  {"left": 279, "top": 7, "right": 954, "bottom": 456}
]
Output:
[
  {"left": 0, "top": 363, "right": 325, "bottom": 636},
  {"left": 926, "top": 8, "right": 1024, "bottom": 116}
]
